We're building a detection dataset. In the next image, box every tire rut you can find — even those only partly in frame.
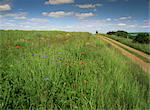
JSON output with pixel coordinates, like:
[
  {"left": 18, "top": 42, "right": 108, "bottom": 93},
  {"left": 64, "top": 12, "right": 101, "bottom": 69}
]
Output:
[{"left": 98, "top": 35, "right": 150, "bottom": 73}]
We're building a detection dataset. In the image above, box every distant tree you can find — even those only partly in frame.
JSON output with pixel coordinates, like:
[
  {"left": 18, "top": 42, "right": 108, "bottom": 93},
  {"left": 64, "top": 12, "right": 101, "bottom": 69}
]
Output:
[
  {"left": 107, "top": 30, "right": 128, "bottom": 38},
  {"left": 107, "top": 31, "right": 116, "bottom": 35},
  {"left": 96, "top": 31, "right": 98, "bottom": 34},
  {"left": 115, "top": 30, "right": 128, "bottom": 38},
  {"left": 128, "top": 33, "right": 138, "bottom": 39},
  {"left": 133, "top": 33, "right": 150, "bottom": 44}
]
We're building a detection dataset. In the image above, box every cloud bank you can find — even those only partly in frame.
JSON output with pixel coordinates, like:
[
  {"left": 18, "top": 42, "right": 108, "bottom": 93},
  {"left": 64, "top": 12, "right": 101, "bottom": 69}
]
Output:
[
  {"left": 45, "top": 0, "right": 74, "bottom": 5},
  {"left": 42, "top": 11, "right": 95, "bottom": 19},
  {"left": 76, "top": 4, "right": 102, "bottom": 9}
]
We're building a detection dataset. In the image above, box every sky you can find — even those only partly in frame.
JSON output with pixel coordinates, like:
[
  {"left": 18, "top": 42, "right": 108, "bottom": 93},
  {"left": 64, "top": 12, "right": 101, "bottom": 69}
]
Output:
[{"left": 0, "top": 0, "right": 149, "bottom": 33}]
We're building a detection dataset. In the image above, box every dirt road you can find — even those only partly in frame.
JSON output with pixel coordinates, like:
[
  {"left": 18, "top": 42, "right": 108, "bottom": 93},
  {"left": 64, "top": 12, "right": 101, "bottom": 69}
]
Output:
[
  {"left": 98, "top": 35, "right": 150, "bottom": 73},
  {"left": 104, "top": 37, "right": 150, "bottom": 61}
]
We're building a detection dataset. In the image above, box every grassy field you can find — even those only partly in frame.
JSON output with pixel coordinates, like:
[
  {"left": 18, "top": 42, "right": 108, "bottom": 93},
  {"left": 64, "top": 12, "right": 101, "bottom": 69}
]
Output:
[
  {"left": 104, "top": 35, "right": 150, "bottom": 54},
  {"left": 0, "top": 30, "right": 149, "bottom": 110}
]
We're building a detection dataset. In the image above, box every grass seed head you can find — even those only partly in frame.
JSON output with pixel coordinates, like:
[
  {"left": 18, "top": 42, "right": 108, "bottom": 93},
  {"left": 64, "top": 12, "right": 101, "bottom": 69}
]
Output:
[{"left": 16, "top": 45, "right": 22, "bottom": 49}]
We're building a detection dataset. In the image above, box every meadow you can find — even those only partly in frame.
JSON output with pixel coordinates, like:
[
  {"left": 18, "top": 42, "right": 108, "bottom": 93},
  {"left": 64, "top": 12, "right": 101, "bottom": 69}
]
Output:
[
  {"left": 105, "top": 35, "right": 150, "bottom": 54},
  {"left": 0, "top": 30, "right": 149, "bottom": 110}
]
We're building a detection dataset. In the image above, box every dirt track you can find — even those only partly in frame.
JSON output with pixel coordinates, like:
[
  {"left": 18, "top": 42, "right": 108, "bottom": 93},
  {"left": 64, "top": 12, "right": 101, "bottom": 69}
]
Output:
[
  {"left": 98, "top": 35, "right": 150, "bottom": 73},
  {"left": 104, "top": 37, "right": 150, "bottom": 61}
]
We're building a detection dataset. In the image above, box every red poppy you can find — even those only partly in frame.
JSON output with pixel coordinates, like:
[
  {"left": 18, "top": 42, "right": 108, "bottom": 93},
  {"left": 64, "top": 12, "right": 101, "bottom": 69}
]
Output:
[
  {"left": 81, "top": 52, "right": 86, "bottom": 55},
  {"left": 80, "top": 62, "right": 86, "bottom": 65},
  {"left": 16, "top": 45, "right": 22, "bottom": 49}
]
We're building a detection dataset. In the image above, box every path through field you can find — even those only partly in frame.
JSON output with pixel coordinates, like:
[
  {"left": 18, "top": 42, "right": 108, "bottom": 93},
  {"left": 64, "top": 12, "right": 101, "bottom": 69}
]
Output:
[{"left": 98, "top": 35, "right": 150, "bottom": 73}]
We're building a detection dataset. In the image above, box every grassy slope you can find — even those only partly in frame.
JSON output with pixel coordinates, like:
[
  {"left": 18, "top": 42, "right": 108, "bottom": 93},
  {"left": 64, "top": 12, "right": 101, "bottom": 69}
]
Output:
[
  {"left": 104, "top": 35, "right": 150, "bottom": 54},
  {"left": 0, "top": 31, "right": 149, "bottom": 110}
]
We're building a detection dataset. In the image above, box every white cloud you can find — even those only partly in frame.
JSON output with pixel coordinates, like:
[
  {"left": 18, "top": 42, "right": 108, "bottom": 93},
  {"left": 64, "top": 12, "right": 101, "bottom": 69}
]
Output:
[
  {"left": 42, "top": 11, "right": 73, "bottom": 18},
  {"left": 76, "top": 4, "right": 102, "bottom": 9},
  {"left": 29, "top": 18, "right": 49, "bottom": 23},
  {"left": 42, "top": 11, "right": 95, "bottom": 19},
  {"left": 118, "top": 16, "right": 132, "bottom": 20},
  {"left": 15, "top": 16, "right": 27, "bottom": 20},
  {"left": 117, "top": 23, "right": 127, "bottom": 26},
  {"left": 75, "top": 12, "right": 95, "bottom": 19},
  {"left": 106, "top": 18, "right": 112, "bottom": 21},
  {"left": 1, "top": 12, "right": 27, "bottom": 20},
  {"left": 45, "top": 0, "right": 74, "bottom": 5},
  {"left": 0, "top": 4, "right": 11, "bottom": 11},
  {"left": 141, "top": 25, "right": 150, "bottom": 28}
]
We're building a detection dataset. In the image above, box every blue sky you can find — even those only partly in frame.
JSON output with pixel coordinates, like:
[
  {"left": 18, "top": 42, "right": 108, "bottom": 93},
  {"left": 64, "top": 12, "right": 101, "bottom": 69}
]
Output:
[{"left": 0, "top": 0, "right": 149, "bottom": 33}]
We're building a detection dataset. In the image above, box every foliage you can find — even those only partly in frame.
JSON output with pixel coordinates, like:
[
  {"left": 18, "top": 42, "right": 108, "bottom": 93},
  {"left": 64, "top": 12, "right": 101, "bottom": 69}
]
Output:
[
  {"left": 107, "top": 30, "right": 128, "bottom": 38},
  {"left": 133, "top": 33, "right": 150, "bottom": 44},
  {"left": 106, "top": 35, "right": 150, "bottom": 54},
  {"left": 107, "top": 31, "right": 115, "bottom": 35},
  {"left": 115, "top": 31, "right": 128, "bottom": 38}
]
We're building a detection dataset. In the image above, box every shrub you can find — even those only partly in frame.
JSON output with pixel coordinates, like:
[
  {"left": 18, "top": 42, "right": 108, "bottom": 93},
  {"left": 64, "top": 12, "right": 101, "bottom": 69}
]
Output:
[
  {"left": 107, "top": 31, "right": 128, "bottom": 38},
  {"left": 107, "top": 31, "right": 116, "bottom": 35},
  {"left": 115, "top": 31, "right": 128, "bottom": 38},
  {"left": 128, "top": 33, "right": 138, "bottom": 39},
  {"left": 133, "top": 33, "right": 150, "bottom": 44}
]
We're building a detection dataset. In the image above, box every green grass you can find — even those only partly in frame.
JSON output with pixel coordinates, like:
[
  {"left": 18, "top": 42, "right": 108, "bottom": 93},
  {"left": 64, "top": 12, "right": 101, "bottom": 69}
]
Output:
[
  {"left": 103, "top": 37, "right": 150, "bottom": 63},
  {"left": 0, "top": 30, "right": 149, "bottom": 110},
  {"left": 104, "top": 34, "right": 150, "bottom": 54}
]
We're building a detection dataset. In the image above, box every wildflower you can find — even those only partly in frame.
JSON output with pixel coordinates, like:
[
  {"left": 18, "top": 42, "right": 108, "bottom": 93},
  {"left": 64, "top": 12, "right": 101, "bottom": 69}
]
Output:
[
  {"left": 44, "top": 77, "right": 49, "bottom": 81},
  {"left": 41, "top": 55, "right": 49, "bottom": 59},
  {"left": 57, "top": 57, "right": 63, "bottom": 61},
  {"left": 32, "top": 54, "right": 38, "bottom": 57},
  {"left": 81, "top": 52, "right": 86, "bottom": 55},
  {"left": 16, "top": 45, "right": 22, "bottom": 49},
  {"left": 80, "top": 61, "right": 86, "bottom": 65}
]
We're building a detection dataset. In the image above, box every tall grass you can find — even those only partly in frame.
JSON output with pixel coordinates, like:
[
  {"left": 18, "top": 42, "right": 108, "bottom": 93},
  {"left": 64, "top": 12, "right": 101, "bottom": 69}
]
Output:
[
  {"left": 0, "top": 30, "right": 149, "bottom": 110},
  {"left": 105, "top": 35, "right": 150, "bottom": 54}
]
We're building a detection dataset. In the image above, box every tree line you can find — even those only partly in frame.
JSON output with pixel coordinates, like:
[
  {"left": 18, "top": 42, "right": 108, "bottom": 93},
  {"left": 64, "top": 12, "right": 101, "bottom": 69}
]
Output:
[{"left": 107, "top": 30, "right": 150, "bottom": 44}]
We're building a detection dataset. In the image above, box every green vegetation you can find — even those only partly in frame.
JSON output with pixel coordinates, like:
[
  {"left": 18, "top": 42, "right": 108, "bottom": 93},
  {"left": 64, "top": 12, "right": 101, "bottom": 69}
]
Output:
[
  {"left": 133, "top": 33, "right": 150, "bottom": 44},
  {"left": 105, "top": 34, "right": 150, "bottom": 54},
  {"left": 107, "top": 31, "right": 128, "bottom": 38},
  {"left": 107, "top": 31, "right": 150, "bottom": 44},
  {"left": 103, "top": 36, "right": 150, "bottom": 63},
  {"left": 0, "top": 30, "right": 149, "bottom": 110}
]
